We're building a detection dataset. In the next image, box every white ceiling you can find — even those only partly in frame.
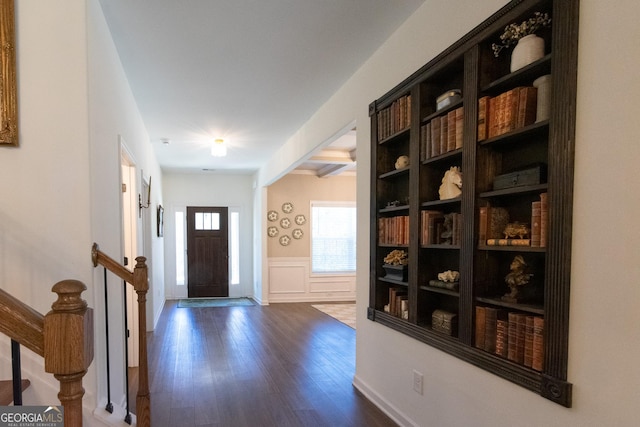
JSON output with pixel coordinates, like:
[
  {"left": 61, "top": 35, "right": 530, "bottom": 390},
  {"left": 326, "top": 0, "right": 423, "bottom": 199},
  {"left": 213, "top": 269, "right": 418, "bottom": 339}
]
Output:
[{"left": 98, "top": 0, "right": 425, "bottom": 175}]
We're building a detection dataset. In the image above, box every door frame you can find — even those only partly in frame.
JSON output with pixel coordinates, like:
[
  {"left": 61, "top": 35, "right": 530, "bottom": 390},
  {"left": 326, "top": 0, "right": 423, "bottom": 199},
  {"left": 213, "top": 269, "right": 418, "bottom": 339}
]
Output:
[{"left": 119, "top": 138, "right": 139, "bottom": 367}]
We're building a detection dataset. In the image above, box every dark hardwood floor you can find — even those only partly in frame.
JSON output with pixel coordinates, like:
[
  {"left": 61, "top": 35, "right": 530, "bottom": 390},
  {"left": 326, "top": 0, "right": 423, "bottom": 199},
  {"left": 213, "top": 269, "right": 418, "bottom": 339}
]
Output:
[{"left": 137, "top": 300, "right": 398, "bottom": 427}]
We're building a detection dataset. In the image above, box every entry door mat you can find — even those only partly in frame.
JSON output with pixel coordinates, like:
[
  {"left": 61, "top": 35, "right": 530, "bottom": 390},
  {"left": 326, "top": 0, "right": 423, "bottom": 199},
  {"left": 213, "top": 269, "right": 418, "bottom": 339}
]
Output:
[
  {"left": 178, "top": 297, "right": 255, "bottom": 308},
  {"left": 311, "top": 303, "right": 356, "bottom": 329}
]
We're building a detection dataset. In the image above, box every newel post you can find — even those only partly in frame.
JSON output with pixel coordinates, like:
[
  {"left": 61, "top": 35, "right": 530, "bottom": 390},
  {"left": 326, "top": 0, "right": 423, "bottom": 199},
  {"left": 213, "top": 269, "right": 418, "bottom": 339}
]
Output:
[
  {"left": 134, "top": 256, "right": 151, "bottom": 427},
  {"left": 44, "top": 280, "right": 94, "bottom": 427}
]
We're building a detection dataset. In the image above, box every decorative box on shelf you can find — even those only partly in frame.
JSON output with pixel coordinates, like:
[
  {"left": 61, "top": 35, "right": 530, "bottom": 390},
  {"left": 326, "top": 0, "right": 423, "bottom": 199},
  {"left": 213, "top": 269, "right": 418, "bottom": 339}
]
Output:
[
  {"left": 493, "top": 163, "right": 547, "bottom": 190},
  {"left": 436, "top": 89, "right": 462, "bottom": 111},
  {"left": 383, "top": 264, "right": 408, "bottom": 281},
  {"left": 432, "top": 309, "right": 458, "bottom": 336}
]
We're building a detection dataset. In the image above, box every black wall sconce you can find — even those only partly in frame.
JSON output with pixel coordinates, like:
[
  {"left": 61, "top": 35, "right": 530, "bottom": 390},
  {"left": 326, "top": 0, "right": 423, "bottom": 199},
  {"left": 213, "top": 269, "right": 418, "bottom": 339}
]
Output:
[{"left": 138, "top": 176, "right": 151, "bottom": 217}]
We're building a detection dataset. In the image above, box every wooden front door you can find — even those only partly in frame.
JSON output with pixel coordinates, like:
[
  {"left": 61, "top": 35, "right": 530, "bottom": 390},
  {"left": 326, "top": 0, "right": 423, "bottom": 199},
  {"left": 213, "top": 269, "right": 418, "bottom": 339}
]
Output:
[{"left": 186, "top": 206, "right": 229, "bottom": 297}]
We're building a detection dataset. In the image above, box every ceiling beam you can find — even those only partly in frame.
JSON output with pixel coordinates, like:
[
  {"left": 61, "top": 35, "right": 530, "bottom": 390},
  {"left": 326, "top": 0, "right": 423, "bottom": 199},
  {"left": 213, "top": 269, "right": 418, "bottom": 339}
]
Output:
[{"left": 317, "top": 163, "right": 353, "bottom": 178}]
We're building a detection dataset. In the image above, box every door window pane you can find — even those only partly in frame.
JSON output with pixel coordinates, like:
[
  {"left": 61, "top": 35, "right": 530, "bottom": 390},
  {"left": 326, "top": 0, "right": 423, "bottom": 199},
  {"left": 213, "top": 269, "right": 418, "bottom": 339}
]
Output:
[
  {"left": 176, "top": 211, "right": 185, "bottom": 286},
  {"left": 195, "top": 211, "right": 220, "bottom": 230},
  {"left": 230, "top": 211, "right": 239, "bottom": 285}
]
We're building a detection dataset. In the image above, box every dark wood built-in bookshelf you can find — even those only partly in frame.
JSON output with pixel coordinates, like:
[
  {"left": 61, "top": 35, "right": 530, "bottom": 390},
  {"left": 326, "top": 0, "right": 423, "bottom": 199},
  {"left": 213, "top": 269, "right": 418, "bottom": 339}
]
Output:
[{"left": 368, "top": 0, "right": 578, "bottom": 407}]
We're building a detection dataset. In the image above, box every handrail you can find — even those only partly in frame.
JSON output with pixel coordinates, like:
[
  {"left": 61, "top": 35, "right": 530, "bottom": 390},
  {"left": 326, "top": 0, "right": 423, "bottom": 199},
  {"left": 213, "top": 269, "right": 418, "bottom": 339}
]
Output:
[
  {"left": 0, "top": 289, "right": 45, "bottom": 356},
  {"left": 91, "top": 243, "right": 151, "bottom": 427},
  {"left": 0, "top": 281, "right": 93, "bottom": 427}
]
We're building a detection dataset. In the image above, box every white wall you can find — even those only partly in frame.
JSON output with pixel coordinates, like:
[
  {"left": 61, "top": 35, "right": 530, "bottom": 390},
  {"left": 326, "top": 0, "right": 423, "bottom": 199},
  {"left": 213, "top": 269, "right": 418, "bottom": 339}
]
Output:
[
  {"left": 162, "top": 173, "right": 254, "bottom": 299},
  {"left": 0, "top": 0, "right": 164, "bottom": 424},
  {"left": 258, "top": 0, "right": 640, "bottom": 426},
  {"left": 0, "top": 0, "right": 95, "bottom": 411},
  {"left": 88, "top": 0, "right": 165, "bottom": 420}
]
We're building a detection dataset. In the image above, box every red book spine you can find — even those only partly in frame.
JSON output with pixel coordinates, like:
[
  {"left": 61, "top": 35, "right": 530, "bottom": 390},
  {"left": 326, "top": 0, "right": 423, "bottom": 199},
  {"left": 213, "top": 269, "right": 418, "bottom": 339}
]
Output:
[
  {"left": 455, "top": 106, "right": 464, "bottom": 149},
  {"left": 475, "top": 306, "right": 486, "bottom": 349},
  {"left": 532, "top": 317, "right": 545, "bottom": 371},
  {"left": 524, "top": 316, "right": 534, "bottom": 367},
  {"left": 440, "top": 116, "right": 448, "bottom": 154},
  {"left": 531, "top": 201, "right": 542, "bottom": 247},
  {"left": 447, "top": 110, "right": 456, "bottom": 152},
  {"left": 540, "top": 192, "right": 548, "bottom": 247}
]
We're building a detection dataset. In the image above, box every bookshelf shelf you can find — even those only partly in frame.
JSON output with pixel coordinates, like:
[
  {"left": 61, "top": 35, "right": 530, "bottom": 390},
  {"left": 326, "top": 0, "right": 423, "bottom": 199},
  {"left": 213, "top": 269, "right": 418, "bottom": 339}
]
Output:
[
  {"left": 421, "top": 244, "right": 460, "bottom": 250},
  {"left": 480, "top": 183, "right": 548, "bottom": 198},
  {"left": 478, "top": 244, "right": 546, "bottom": 253},
  {"left": 480, "top": 120, "right": 549, "bottom": 148},
  {"left": 476, "top": 297, "right": 544, "bottom": 315},
  {"left": 369, "top": 0, "right": 578, "bottom": 408},
  {"left": 421, "top": 99, "right": 464, "bottom": 123},
  {"left": 379, "top": 243, "right": 409, "bottom": 248},
  {"left": 420, "top": 285, "right": 460, "bottom": 297},
  {"left": 378, "top": 127, "right": 410, "bottom": 145},
  {"left": 379, "top": 204, "right": 410, "bottom": 213},
  {"left": 421, "top": 197, "right": 461, "bottom": 208},
  {"left": 421, "top": 148, "right": 462, "bottom": 165},
  {"left": 379, "top": 277, "right": 409, "bottom": 286},
  {"left": 482, "top": 54, "right": 552, "bottom": 94}
]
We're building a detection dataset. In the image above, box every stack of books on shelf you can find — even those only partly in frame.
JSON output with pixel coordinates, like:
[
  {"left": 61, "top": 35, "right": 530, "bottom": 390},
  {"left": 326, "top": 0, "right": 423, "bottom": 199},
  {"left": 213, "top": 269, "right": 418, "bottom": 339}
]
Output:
[
  {"left": 378, "top": 215, "right": 409, "bottom": 245},
  {"left": 477, "top": 86, "right": 537, "bottom": 141},
  {"left": 479, "top": 195, "right": 548, "bottom": 247},
  {"left": 384, "top": 287, "right": 409, "bottom": 319},
  {"left": 420, "top": 106, "right": 464, "bottom": 160},
  {"left": 475, "top": 306, "right": 544, "bottom": 371},
  {"left": 530, "top": 192, "right": 548, "bottom": 247},
  {"left": 377, "top": 94, "right": 411, "bottom": 141},
  {"left": 478, "top": 206, "right": 510, "bottom": 245},
  {"left": 421, "top": 211, "right": 462, "bottom": 246}
]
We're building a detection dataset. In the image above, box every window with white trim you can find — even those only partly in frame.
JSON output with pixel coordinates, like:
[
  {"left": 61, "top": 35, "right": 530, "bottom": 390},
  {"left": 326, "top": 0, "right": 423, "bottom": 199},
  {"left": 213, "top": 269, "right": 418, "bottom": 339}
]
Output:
[{"left": 311, "top": 201, "right": 356, "bottom": 274}]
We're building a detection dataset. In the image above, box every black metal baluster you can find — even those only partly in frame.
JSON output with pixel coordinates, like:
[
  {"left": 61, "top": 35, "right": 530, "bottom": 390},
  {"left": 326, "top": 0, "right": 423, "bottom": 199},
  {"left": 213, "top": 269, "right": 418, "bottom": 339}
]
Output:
[
  {"left": 123, "top": 280, "right": 131, "bottom": 425},
  {"left": 103, "top": 267, "right": 113, "bottom": 413},
  {"left": 11, "top": 340, "right": 22, "bottom": 406}
]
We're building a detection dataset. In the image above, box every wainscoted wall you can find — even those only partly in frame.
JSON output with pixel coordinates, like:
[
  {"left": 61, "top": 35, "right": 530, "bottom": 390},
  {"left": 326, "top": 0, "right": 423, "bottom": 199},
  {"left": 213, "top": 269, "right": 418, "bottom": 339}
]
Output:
[{"left": 267, "top": 257, "right": 355, "bottom": 303}]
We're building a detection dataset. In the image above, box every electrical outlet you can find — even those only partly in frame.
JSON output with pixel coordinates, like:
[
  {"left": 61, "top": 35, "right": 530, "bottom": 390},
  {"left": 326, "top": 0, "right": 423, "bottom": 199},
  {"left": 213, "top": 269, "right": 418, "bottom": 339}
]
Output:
[{"left": 413, "top": 370, "right": 423, "bottom": 395}]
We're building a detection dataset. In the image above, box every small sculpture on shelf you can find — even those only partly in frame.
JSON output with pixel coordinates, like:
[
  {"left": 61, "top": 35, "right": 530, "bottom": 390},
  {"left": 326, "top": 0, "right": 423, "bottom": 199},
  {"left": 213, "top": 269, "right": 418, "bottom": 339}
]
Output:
[
  {"left": 502, "top": 255, "right": 533, "bottom": 303},
  {"left": 395, "top": 155, "right": 409, "bottom": 170},
  {"left": 382, "top": 249, "right": 408, "bottom": 281},
  {"left": 503, "top": 222, "right": 530, "bottom": 239},
  {"left": 383, "top": 249, "right": 408, "bottom": 266},
  {"left": 429, "top": 270, "right": 460, "bottom": 291},
  {"left": 438, "top": 166, "right": 462, "bottom": 200},
  {"left": 440, "top": 213, "right": 455, "bottom": 244}
]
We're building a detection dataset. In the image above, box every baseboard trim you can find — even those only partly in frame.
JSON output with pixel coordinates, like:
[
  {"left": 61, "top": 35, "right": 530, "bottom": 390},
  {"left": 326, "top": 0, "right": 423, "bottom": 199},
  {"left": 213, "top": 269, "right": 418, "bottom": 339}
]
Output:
[{"left": 352, "top": 374, "right": 418, "bottom": 427}]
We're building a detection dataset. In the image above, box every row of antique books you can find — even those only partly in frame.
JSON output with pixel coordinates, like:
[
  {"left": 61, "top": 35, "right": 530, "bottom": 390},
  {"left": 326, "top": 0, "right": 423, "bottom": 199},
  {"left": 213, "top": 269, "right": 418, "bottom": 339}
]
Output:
[
  {"left": 420, "top": 210, "right": 462, "bottom": 246},
  {"left": 377, "top": 94, "right": 411, "bottom": 141},
  {"left": 478, "top": 193, "right": 548, "bottom": 247},
  {"left": 419, "top": 106, "right": 464, "bottom": 160},
  {"left": 385, "top": 287, "right": 409, "bottom": 319},
  {"left": 476, "top": 306, "right": 544, "bottom": 371},
  {"left": 378, "top": 215, "right": 409, "bottom": 245},
  {"left": 379, "top": 84, "right": 537, "bottom": 145},
  {"left": 477, "top": 86, "right": 538, "bottom": 141}
]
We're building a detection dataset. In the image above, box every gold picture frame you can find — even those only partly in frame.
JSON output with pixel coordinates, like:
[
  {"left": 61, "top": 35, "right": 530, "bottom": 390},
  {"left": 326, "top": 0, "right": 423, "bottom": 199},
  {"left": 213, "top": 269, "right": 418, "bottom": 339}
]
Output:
[{"left": 0, "top": 0, "right": 18, "bottom": 147}]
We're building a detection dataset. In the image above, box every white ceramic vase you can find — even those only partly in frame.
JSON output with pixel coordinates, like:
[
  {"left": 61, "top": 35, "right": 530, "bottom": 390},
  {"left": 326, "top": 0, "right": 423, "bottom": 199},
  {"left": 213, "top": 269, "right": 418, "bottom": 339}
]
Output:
[
  {"left": 510, "top": 34, "right": 545, "bottom": 72},
  {"left": 533, "top": 74, "right": 552, "bottom": 122}
]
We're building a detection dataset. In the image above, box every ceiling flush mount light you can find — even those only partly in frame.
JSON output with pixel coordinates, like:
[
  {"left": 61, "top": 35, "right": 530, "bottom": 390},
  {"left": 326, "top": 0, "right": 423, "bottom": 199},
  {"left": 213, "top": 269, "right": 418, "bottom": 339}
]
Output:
[{"left": 211, "top": 138, "right": 227, "bottom": 157}]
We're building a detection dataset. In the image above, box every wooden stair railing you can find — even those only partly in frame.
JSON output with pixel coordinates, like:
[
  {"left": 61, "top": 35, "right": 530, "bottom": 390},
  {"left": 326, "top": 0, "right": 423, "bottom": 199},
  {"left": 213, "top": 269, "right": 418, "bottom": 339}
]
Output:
[
  {"left": 0, "top": 280, "right": 93, "bottom": 427},
  {"left": 91, "top": 243, "right": 150, "bottom": 427}
]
